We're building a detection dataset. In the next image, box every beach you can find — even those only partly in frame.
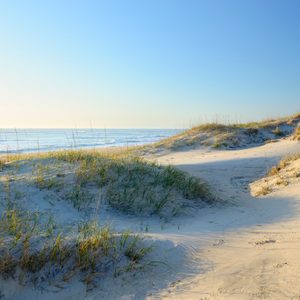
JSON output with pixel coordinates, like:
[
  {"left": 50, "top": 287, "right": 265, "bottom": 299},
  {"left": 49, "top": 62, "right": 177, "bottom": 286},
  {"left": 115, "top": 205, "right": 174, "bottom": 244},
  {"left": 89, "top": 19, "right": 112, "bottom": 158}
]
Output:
[
  {"left": 2, "top": 1, "right": 300, "bottom": 298},
  {"left": 0, "top": 125, "right": 300, "bottom": 299}
]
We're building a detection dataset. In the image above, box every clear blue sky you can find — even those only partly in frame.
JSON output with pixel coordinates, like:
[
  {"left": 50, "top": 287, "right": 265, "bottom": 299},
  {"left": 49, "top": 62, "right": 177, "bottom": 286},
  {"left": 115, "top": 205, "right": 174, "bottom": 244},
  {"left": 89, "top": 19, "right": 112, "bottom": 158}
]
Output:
[{"left": 0, "top": 0, "right": 299, "bottom": 128}]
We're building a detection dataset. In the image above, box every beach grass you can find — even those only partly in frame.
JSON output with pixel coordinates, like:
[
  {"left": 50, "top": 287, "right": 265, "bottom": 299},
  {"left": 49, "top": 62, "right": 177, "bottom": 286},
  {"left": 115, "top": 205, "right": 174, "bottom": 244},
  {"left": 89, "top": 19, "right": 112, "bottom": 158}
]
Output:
[
  {"left": 1, "top": 149, "right": 213, "bottom": 219},
  {"left": 0, "top": 206, "right": 152, "bottom": 287},
  {"left": 251, "top": 150, "right": 300, "bottom": 196},
  {"left": 267, "top": 152, "right": 300, "bottom": 177},
  {"left": 151, "top": 112, "right": 300, "bottom": 151},
  {"left": 293, "top": 126, "right": 300, "bottom": 141}
]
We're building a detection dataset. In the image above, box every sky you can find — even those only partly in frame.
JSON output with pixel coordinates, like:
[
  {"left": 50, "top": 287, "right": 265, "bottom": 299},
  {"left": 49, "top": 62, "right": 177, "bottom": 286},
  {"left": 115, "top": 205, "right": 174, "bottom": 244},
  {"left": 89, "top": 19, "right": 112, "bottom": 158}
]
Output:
[{"left": 0, "top": 0, "right": 299, "bottom": 129}]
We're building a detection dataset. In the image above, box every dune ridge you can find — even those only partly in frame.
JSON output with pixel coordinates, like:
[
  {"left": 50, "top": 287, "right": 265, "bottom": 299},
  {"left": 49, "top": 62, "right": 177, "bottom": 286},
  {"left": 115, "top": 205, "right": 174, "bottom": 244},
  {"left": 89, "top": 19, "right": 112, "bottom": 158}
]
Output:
[{"left": 151, "top": 113, "right": 300, "bottom": 152}]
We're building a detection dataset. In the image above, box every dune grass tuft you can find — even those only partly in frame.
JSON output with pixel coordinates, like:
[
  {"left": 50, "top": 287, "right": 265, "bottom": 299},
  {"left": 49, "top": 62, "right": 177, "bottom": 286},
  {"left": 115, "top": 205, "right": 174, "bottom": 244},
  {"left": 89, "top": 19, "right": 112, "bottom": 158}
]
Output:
[
  {"left": 293, "top": 126, "right": 300, "bottom": 141},
  {"left": 267, "top": 152, "right": 300, "bottom": 177},
  {"left": 251, "top": 150, "right": 300, "bottom": 196},
  {"left": 59, "top": 152, "right": 213, "bottom": 217},
  {"left": 3, "top": 149, "right": 213, "bottom": 219},
  {"left": 0, "top": 207, "right": 152, "bottom": 287}
]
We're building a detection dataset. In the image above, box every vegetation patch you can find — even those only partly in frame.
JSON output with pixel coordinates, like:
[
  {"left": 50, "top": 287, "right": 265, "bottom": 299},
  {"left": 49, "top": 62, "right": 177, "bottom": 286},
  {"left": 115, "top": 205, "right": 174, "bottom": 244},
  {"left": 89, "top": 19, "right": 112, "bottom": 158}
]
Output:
[
  {"left": 0, "top": 160, "right": 5, "bottom": 171},
  {"left": 293, "top": 126, "right": 300, "bottom": 141},
  {"left": 33, "top": 163, "right": 64, "bottom": 191},
  {"left": 55, "top": 152, "right": 212, "bottom": 218},
  {"left": 150, "top": 113, "right": 300, "bottom": 151},
  {"left": 0, "top": 207, "right": 152, "bottom": 289},
  {"left": 1, "top": 150, "right": 213, "bottom": 219},
  {"left": 267, "top": 152, "right": 300, "bottom": 177},
  {"left": 250, "top": 151, "right": 300, "bottom": 196}
]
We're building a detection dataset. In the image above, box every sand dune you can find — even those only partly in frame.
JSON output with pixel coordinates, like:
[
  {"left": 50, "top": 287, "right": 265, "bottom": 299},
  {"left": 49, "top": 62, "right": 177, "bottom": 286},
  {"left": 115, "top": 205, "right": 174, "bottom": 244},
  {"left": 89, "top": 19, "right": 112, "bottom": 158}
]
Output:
[
  {"left": 1, "top": 137, "right": 300, "bottom": 299},
  {"left": 151, "top": 113, "right": 300, "bottom": 152}
]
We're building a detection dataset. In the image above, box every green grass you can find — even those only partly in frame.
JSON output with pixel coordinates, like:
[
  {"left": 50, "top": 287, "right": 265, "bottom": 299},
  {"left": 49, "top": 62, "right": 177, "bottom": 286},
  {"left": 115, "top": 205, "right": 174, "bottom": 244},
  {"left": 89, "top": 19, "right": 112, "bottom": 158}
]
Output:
[
  {"left": 33, "top": 163, "right": 64, "bottom": 190},
  {"left": 0, "top": 207, "right": 152, "bottom": 287},
  {"left": 0, "top": 148, "right": 211, "bottom": 290},
  {"left": 67, "top": 184, "right": 94, "bottom": 209},
  {"left": 65, "top": 153, "right": 212, "bottom": 217},
  {"left": 2, "top": 150, "right": 213, "bottom": 219},
  {"left": 0, "top": 164, "right": 154, "bottom": 289}
]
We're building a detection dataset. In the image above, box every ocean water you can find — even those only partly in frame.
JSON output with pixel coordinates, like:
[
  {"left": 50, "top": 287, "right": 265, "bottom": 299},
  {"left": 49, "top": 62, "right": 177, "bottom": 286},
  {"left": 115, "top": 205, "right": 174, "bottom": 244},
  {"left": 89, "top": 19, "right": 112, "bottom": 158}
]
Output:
[{"left": 0, "top": 128, "right": 181, "bottom": 153}]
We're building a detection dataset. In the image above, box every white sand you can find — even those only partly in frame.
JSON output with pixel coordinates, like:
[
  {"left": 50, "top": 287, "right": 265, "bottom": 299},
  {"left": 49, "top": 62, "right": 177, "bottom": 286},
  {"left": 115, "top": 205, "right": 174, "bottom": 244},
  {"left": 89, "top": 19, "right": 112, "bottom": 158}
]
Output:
[
  {"left": 150, "top": 139, "right": 300, "bottom": 299},
  {"left": 1, "top": 139, "right": 300, "bottom": 299}
]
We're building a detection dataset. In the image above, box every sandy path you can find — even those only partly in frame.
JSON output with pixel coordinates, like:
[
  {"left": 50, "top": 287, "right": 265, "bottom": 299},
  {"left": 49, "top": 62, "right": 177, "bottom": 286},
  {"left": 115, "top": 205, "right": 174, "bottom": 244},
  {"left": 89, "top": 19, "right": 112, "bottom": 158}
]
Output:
[{"left": 149, "top": 140, "right": 300, "bottom": 299}]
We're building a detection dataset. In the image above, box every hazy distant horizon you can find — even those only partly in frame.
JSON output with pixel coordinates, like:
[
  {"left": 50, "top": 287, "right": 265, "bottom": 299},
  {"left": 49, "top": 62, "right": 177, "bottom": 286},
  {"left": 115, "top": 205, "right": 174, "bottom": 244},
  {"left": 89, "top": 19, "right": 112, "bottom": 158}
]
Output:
[{"left": 1, "top": 111, "right": 299, "bottom": 130}]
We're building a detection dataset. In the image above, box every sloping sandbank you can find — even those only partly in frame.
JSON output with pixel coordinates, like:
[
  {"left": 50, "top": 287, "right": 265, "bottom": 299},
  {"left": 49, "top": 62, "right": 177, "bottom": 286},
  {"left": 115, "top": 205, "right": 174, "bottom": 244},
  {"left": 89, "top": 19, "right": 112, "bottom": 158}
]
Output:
[{"left": 149, "top": 113, "right": 300, "bottom": 152}]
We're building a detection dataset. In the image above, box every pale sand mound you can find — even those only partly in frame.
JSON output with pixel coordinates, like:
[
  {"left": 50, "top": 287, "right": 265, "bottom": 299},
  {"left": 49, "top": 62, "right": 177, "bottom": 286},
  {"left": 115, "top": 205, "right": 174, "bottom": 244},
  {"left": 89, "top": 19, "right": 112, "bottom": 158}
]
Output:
[{"left": 150, "top": 113, "right": 300, "bottom": 152}]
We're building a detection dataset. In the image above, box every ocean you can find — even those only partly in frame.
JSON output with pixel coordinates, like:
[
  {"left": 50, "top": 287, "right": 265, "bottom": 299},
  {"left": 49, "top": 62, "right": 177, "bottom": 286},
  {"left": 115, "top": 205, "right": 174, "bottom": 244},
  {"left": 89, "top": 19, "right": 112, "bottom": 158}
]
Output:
[{"left": 0, "top": 128, "right": 181, "bottom": 153}]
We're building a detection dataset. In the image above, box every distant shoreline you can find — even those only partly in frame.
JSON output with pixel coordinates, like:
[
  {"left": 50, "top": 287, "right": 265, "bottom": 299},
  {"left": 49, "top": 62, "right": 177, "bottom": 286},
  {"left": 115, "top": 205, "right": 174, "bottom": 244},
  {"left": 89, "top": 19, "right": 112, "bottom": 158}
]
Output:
[{"left": 0, "top": 128, "right": 182, "bottom": 154}]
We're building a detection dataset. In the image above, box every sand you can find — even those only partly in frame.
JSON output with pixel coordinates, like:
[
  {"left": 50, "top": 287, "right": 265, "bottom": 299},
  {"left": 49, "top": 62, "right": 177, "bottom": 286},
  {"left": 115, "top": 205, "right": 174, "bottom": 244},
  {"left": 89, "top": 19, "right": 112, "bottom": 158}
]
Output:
[
  {"left": 150, "top": 139, "right": 300, "bottom": 299},
  {"left": 1, "top": 139, "right": 300, "bottom": 299}
]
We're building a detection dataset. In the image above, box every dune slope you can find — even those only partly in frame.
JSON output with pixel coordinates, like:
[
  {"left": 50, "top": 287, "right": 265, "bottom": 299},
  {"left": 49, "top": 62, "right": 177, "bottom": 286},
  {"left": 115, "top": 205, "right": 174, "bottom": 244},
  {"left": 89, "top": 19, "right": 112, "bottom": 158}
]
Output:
[{"left": 152, "top": 113, "right": 300, "bottom": 152}]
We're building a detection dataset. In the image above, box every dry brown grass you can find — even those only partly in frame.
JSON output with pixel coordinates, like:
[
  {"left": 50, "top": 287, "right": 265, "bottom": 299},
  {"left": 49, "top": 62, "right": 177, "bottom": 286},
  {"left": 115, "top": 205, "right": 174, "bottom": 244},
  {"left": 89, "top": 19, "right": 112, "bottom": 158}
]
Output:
[
  {"left": 255, "top": 185, "right": 272, "bottom": 196},
  {"left": 293, "top": 127, "right": 300, "bottom": 140},
  {"left": 267, "top": 152, "right": 300, "bottom": 177}
]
